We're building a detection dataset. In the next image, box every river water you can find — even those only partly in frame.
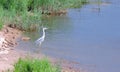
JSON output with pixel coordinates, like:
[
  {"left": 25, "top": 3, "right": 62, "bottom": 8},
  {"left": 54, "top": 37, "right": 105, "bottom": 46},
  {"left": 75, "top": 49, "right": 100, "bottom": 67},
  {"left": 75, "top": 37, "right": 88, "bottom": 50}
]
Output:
[{"left": 16, "top": 0, "right": 120, "bottom": 72}]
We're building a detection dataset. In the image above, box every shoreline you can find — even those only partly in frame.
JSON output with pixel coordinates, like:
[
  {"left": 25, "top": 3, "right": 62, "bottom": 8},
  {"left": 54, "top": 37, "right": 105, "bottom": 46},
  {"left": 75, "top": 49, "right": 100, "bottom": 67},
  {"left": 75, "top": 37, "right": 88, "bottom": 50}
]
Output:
[
  {"left": 0, "top": 26, "right": 81, "bottom": 72},
  {"left": 0, "top": 25, "right": 21, "bottom": 54},
  {"left": 0, "top": 25, "right": 22, "bottom": 71}
]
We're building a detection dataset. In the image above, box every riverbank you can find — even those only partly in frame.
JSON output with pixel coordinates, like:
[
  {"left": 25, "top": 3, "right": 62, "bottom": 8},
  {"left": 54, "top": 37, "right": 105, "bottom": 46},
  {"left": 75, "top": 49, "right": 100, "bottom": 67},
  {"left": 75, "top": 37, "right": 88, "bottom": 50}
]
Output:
[
  {"left": 0, "top": 26, "right": 81, "bottom": 72},
  {"left": 0, "top": 25, "right": 21, "bottom": 54},
  {"left": 0, "top": 25, "right": 22, "bottom": 71}
]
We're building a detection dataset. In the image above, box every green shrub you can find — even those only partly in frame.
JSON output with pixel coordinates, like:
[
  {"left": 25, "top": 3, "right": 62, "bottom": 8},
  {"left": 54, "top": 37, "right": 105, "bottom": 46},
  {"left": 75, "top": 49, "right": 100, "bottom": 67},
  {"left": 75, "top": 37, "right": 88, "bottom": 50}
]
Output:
[{"left": 14, "top": 58, "right": 60, "bottom": 72}]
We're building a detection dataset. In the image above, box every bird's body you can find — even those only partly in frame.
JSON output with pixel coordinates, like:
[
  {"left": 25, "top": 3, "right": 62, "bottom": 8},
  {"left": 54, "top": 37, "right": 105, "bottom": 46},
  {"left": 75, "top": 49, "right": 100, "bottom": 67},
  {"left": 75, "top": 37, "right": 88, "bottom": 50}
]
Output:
[{"left": 35, "top": 27, "right": 47, "bottom": 46}]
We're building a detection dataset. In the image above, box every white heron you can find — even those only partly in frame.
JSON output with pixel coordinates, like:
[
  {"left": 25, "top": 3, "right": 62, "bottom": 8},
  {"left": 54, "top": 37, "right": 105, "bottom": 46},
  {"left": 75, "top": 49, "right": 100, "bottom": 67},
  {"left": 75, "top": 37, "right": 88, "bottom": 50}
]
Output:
[{"left": 35, "top": 27, "right": 48, "bottom": 46}]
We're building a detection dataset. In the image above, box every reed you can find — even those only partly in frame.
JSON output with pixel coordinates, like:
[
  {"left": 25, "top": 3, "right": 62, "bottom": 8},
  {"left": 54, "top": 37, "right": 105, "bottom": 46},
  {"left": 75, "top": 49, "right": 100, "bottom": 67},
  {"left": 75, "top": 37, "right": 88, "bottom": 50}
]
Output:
[{"left": 0, "top": 0, "right": 88, "bottom": 31}]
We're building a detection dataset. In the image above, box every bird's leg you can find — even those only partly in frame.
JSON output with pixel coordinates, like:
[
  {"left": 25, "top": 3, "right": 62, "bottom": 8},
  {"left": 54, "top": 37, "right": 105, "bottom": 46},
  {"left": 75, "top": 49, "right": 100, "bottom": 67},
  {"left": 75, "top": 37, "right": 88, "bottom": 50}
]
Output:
[{"left": 39, "top": 43, "right": 41, "bottom": 47}]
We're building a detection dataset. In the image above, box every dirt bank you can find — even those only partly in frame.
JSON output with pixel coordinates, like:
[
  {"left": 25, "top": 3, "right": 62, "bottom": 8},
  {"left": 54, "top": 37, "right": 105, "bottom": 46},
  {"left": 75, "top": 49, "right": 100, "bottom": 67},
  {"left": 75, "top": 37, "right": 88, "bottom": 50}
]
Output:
[
  {"left": 0, "top": 25, "right": 21, "bottom": 54},
  {"left": 0, "top": 25, "right": 22, "bottom": 71}
]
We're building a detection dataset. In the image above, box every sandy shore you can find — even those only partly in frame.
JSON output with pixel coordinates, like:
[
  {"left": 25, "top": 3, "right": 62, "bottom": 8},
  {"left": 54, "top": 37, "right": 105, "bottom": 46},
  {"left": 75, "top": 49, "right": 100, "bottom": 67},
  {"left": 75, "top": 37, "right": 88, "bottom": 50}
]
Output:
[
  {"left": 0, "top": 25, "right": 21, "bottom": 54},
  {"left": 0, "top": 26, "right": 81, "bottom": 72},
  {"left": 0, "top": 25, "right": 22, "bottom": 71}
]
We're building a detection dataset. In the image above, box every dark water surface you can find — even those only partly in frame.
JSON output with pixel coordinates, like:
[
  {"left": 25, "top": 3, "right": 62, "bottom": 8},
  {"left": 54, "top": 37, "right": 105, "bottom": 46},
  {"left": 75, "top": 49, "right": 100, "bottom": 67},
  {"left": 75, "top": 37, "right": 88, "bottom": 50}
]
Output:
[{"left": 17, "top": 0, "right": 120, "bottom": 72}]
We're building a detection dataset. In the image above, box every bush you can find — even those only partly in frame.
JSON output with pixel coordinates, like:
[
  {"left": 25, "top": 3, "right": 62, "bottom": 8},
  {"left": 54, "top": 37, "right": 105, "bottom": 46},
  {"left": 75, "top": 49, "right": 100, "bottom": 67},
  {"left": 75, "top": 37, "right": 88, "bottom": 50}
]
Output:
[{"left": 14, "top": 58, "right": 60, "bottom": 72}]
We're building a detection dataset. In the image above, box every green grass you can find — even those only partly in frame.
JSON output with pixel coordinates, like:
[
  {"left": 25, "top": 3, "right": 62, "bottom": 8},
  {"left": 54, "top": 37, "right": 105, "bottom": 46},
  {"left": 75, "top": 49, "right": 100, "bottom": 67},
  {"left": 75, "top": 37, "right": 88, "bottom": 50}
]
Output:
[
  {"left": 0, "top": 0, "right": 42, "bottom": 31},
  {"left": 13, "top": 58, "right": 60, "bottom": 72},
  {"left": 0, "top": 0, "right": 88, "bottom": 31}
]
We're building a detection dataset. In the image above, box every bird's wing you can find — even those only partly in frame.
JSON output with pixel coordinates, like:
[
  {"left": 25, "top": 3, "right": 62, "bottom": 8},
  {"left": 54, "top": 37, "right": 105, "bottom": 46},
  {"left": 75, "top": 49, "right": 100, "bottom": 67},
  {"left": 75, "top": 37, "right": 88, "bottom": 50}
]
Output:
[{"left": 35, "top": 37, "right": 44, "bottom": 44}]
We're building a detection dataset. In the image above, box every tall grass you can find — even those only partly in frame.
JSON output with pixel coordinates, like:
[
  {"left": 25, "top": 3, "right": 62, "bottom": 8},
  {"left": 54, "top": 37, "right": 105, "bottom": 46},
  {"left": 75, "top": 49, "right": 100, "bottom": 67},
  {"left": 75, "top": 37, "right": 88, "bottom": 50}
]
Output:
[
  {"left": 0, "top": 0, "right": 42, "bottom": 31},
  {"left": 0, "top": 0, "right": 88, "bottom": 31},
  {"left": 13, "top": 58, "right": 60, "bottom": 72}
]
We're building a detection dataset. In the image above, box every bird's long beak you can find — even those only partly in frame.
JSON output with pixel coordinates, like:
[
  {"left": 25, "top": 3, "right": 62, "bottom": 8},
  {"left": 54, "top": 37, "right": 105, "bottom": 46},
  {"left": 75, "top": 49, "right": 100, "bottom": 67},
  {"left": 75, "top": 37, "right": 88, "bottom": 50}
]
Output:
[{"left": 44, "top": 28, "right": 48, "bottom": 30}]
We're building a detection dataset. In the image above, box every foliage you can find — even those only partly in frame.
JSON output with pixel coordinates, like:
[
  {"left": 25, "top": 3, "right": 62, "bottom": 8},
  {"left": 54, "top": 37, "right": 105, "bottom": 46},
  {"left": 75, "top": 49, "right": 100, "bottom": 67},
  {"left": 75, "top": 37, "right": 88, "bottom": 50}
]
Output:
[
  {"left": 0, "top": 0, "right": 88, "bottom": 31},
  {"left": 0, "top": 0, "right": 42, "bottom": 31},
  {"left": 14, "top": 58, "right": 60, "bottom": 72}
]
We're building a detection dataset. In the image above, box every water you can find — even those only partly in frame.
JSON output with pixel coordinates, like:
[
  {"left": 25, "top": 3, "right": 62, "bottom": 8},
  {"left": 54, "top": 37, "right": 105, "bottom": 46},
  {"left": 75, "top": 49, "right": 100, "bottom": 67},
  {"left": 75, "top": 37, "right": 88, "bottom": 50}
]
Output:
[{"left": 17, "top": 0, "right": 120, "bottom": 72}]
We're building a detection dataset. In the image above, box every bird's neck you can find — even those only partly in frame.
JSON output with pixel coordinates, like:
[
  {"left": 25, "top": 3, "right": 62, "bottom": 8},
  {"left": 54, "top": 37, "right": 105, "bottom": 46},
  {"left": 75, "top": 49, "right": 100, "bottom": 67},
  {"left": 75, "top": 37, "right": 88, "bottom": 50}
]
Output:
[{"left": 42, "top": 29, "right": 45, "bottom": 38}]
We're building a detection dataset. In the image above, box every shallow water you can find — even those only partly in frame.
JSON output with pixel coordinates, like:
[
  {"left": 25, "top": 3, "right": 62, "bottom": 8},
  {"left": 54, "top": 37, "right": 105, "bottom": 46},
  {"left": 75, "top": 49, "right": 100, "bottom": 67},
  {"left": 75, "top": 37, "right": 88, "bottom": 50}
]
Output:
[{"left": 17, "top": 0, "right": 120, "bottom": 72}]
